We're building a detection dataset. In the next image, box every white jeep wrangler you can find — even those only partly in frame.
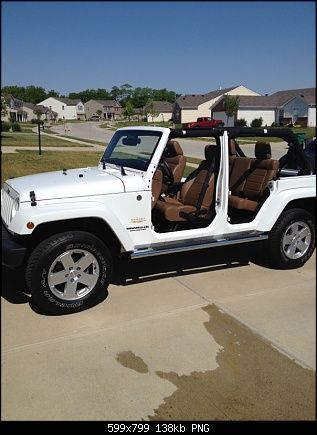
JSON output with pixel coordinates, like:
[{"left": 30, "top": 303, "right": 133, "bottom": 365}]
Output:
[{"left": 2, "top": 126, "right": 315, "bottom": 314}]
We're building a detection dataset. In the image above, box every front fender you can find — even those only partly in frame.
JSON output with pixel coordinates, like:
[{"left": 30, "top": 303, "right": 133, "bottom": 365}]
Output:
[{"left": 8, "top": 200, "right": 135, "bottom": 252}]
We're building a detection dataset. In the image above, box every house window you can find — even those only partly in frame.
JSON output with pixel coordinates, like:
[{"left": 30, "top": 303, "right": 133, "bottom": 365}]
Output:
[
  {"left": 62, "top": 106, "right": 65, "bottom": 110},
  {"left": 78, "top": 105, "right": 83, "bottom": 111}
]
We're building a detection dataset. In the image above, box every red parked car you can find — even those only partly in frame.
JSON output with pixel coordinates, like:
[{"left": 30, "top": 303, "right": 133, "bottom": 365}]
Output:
[{"left": 182, "top": 117, "right": 224, "bottom": 129}]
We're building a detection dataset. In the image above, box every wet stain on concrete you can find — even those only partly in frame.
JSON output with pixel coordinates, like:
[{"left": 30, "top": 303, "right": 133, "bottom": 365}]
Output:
[
  {"left": 147, "top": 304, "right": 315, "bottom": 420},
  {"left": 116, "top": 351, "right": 149, "bottom": 374}
]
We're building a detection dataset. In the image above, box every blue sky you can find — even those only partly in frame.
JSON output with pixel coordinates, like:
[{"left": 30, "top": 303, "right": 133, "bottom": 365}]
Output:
[{"left": 1, "top": 1, "right": 316, "bottom": 96}]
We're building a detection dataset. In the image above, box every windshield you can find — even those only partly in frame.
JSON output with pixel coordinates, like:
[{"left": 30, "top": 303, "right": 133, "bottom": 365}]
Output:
[{"left": 101, "top": 130, "right": 162, "bottom": 171}]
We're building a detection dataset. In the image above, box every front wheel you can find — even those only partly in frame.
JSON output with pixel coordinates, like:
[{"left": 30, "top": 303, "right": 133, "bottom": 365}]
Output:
[
  {"left": 265, "top": 208, "right": 315, "bottom": 269},
  {"left": 26, "top": 231, "right": 113, "bottom": 314}
]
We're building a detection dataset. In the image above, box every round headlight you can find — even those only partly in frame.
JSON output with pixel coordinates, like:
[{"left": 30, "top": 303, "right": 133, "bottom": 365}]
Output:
[{"left": 11, "top": 198, "right": 20, "bottom": 220}]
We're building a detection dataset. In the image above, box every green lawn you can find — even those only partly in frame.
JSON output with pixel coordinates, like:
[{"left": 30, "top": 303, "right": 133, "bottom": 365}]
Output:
[
  {"left": 1, "top": 132, "right": 93, "bottom": 147},
  {"left": 1, "top": 150, "right": 201, "bottom": 186},
  {"left": 1, "top": 151, "right": 103, "bottom": 185}
]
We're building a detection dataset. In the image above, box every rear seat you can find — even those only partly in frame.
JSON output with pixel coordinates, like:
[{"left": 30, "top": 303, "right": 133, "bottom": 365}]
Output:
[{"left": 228, "top": 141, "right": 279, "bottom": 212}]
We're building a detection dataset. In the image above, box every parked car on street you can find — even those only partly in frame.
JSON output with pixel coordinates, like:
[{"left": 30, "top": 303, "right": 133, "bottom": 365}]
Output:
[{"left": 182, "top": 116, "right": 224, "bottom": 129}]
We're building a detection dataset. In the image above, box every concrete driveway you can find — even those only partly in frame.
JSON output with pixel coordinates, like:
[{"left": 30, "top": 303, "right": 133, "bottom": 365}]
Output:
[{"left": 1, "top": 245, "right": 315, "bottom": 421}]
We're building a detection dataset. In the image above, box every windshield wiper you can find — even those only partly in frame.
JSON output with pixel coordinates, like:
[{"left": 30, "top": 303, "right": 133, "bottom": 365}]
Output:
[
  {"left": 120, "top": 165, "right": 126, "bottom": 176},
  {"left": 103, "top": 159, "right": 127, "bottom": 175}
]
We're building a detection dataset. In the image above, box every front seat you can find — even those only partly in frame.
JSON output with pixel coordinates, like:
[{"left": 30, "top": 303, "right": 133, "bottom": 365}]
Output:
[
  {"left": 156, "top": 145, "right": 217, "bottom": 222},
  {"left": 161, "top": 140, "right": 187, "bottom": 191}
]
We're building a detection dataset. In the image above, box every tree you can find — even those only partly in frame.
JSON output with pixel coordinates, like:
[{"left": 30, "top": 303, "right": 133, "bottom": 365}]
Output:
[
  {"left": 96, "top": 109, "right": 103, "bottom": 119},
  {"left": 223, "top": 95, "right": 240, "bottom": 126},
  {"left": 123, "top": 101, "right": 135, "bottom": 120},
  {"left": 130, "top": 87, "right": 152, "bottom": 108},
  {"left": 144, "top": 100, "right": 158, "bottom": 123},
  {"left": 1, "top": 95, "right": 9, "bottom": 118},
  {"left": 33, "top": 106, "right": 44, "bottom": 122},
  {"left": 47, "top": 89, "right": 60, "bottom": 98},
  {"left": 1, "top": 85, "right": 46, "bottom": 104}
]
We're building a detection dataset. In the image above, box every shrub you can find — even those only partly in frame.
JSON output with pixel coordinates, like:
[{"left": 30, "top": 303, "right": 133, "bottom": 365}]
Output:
[
  {"left": 271, "top": 122, "right": 277, "bottom": 127},
  {"left": 250, "top": 117, "right": 263, "bottom": 128},
  {"left": 11, "top": 122, "right": 22, "bottom": 132},
  {"left": 235, "top": 118, "right": 247, "bottom": 127},
  {"left": 1, "top": 121, "right": 11, "bottom": 132}
]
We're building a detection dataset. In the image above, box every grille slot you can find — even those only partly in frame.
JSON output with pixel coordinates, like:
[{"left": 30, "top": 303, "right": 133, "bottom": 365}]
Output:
[{"left": 1, "top": 188, "right": 15, "bottom": 226}]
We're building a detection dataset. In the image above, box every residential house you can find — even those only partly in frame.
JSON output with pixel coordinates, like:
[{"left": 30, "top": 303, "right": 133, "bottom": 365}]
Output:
[
  {"left": 145, "top": 101, "right": 174, "bottom": 123},
  {"left": 173, "top": 85, "right": 260, "bottom": 124},
  {"left": 84, "top": 100, "right": 122, "bottom": 120},
  {"left": 211, "top": 87, "right": 316, "bottom": 127},
  {"left": 2, "top": 95, "right": 24, "bottom": 122},
  {"left": 24, "top": 103, "right": 58, "bottom": 123},
  {"left": 37, "top": 97, "right": 85, "bottom": 120}
]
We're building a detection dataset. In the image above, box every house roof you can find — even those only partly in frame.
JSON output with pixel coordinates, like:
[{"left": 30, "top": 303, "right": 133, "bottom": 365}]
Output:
[
  {"left": 176, "top": 86, "right": 237, "bottom": 108},
  {"left": 23, "top": 102, "right": 36, "bottom": 110},
  {"left": 270, "top": 87, "right": 315, "bottom": 106},
  {"left": 55, "top": 97, "right": 82, "bottom": 105},
  {"left": 237, "top": 88, "right": 316, "bottom": 108},
  {"left": 86, "top": 99, "right": 122, "bottom": 107},
  {"left": 150, "top": 101, "right": 174, "bottom": 112}
]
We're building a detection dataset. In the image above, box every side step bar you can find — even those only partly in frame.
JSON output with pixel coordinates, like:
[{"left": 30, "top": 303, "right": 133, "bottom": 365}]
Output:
[{"left": 131, "top": 233, "right": 268, "bottom": 259}]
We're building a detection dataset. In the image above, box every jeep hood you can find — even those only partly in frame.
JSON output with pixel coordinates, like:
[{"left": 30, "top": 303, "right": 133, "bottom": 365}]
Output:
[{"left": 6, "top": 167, "right": 141, "bottom": 202}]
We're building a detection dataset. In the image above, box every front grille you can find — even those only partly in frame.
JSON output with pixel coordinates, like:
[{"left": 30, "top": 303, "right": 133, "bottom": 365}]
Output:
[{"left": 1, "top": 187, "right": 16, "bottom": 226}]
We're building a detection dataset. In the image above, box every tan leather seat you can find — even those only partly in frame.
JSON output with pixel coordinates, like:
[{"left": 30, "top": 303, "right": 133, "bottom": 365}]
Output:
[
  {"left": 229, "top": 141, "right": 279, "bottom": 212},
  {"left": 151, "top": 168, "right": 163, "bottom": 209},
  {"left": 165, "top": 140, "right": 187, "bottom": 183},
  {"left": 156, "top": 145, "right": 217, "bottom": 222}
]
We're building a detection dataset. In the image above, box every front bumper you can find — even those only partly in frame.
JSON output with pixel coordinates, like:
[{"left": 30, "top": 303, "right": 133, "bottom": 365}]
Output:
[{"left": 2, "top": 223, "right": 27, "bottom": 268}]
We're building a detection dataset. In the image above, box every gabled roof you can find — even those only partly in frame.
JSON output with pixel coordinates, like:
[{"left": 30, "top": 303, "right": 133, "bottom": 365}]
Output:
[
  {"left": 238, "top": 95, "right": 280, "bottom": 108},
  {"left": 150, "top": 101, "right": 174, "bottom": 112},
  {"left": 54, "top": 97, "right": 82, "bottom": 105},
  {"left": 269, "top": 87, "right": 315, "bottom": 106},
  {"left": 23, "top": 102, "right": 36, "bottom": 110},
  {"left": 238, "top": 88, "right": 315, "bottom": 108},
  {"left": 86, "top": 99, "right": 122, "bottom": 107},
  {"left": 176, "top": 86, "right": 237, "bottom": 109}
]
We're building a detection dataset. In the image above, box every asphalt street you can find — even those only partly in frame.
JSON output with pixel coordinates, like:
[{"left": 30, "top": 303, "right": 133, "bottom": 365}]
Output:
[{"left": 51, "top": 122, "right": 289, "bottom": 160}]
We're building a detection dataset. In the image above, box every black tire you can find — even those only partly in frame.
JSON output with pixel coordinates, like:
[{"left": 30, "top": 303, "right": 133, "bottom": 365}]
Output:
[
  {"left": 265, "top": 208, "right": 315, "bottom": 269},
  {"left": 26, "top": 231, "right": 113, "bottom": 314}
]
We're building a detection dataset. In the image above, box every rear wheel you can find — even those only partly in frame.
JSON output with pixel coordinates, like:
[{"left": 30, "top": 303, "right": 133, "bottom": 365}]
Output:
[
  {"left": 265, "top": 208, "right": 315, "bottom": 269},
  {"left": 26, "top": 231, "right": 113, "bottom": 314}
]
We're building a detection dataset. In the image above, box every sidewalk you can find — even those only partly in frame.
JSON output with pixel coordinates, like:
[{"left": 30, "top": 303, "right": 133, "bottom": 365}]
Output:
[{"left": 1, "top": 129, "right": 105, "bottom": 154}]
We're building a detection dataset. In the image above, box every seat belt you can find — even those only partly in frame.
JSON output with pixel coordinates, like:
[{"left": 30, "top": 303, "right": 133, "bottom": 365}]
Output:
[
  {"left": 195, "top": 157, "right": 216, "bottom": 213},
  {"left": 230, "top": 159, "right": 262, "bottom": 194}
]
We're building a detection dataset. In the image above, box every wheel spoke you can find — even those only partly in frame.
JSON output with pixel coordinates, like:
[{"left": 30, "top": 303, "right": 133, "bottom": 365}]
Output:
[
  {"left": 283, "top": 234, "right": 293, "bottom": 245},
  {"left": 297, "top": 240, "right": 308, "bottom": 252},
  {"left": 287, "top": 242, "right": 297, "bottom": 258},
  {"left": 49, "top": 271, "right": 67, "bottom": 286},
  {"left": 79, "top": 272, "right": 97, "bottom": 288},
  {"left": 75, "top": 253, "right": 94, "bottom": 272},
  {"left": 63, "top": 280, "right": 78, "bottom": 299},
  {"left": 298, "top": 227, "right": 310, "bottom": 239},
  {"left": 59, "top": 252, "right": 75, "bottom": 271}
]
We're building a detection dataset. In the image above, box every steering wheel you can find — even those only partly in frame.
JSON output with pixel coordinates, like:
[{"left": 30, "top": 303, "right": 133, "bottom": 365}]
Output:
[{"left": 159, "top": 160, "right": 174, "bottom": 185}]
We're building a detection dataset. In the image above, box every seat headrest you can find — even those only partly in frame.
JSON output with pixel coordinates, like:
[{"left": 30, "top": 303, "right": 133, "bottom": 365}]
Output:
[
  {"left": 229, "top": 139, "right": 237, "bottom": 155},
  {"left": 166, "top": 140, "right": 183, "bottom": 157},
  {"left": 255, "top": 141, "right": 271, "bottom": 159},
  {"left": 204, "top": 144, "right": 218, "bottom": 161}
]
